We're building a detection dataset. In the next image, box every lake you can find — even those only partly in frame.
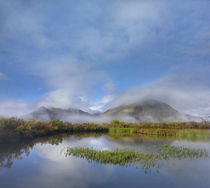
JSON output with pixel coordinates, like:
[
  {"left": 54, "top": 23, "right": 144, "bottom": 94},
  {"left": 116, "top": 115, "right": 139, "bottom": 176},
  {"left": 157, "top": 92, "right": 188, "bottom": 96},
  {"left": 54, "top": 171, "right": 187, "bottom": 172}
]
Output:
[{"left": 1, "top": 133, "right": 210, "bottom": 188}]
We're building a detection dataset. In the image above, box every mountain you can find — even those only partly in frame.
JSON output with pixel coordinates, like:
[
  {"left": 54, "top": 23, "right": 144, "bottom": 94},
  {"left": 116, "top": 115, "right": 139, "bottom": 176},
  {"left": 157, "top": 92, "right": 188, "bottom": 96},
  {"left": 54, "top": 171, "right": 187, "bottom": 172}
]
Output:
[
  {"left": 28, "top": 100, "right": 202, "bottom": 122},
  {"left": 28, "top": 106, "right": 91, "bottom": 122},
  {"left": 104, "top": 99, "right": 202, "bottom": 122}
]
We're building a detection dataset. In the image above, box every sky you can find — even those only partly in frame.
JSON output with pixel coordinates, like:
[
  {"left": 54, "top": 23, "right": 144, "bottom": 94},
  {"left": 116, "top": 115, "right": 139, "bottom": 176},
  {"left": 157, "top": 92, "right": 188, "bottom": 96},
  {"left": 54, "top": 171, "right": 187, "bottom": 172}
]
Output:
[{"left": 0, "top": 0, "right": 210, "bottom": 118}]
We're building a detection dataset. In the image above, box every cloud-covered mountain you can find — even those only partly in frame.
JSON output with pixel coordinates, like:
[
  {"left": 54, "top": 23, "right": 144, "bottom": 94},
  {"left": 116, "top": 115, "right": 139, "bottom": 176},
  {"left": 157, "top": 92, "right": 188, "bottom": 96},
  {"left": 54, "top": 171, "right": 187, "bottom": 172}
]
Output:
[
  {"left": 27, "top": 99, "right": 202, "bottom": 122},
  {"left": 104, "top": 99, "right": 202, "bottom": 122},
  {"left": 27, "top": 106, "right": 92, "bottom": 122}
]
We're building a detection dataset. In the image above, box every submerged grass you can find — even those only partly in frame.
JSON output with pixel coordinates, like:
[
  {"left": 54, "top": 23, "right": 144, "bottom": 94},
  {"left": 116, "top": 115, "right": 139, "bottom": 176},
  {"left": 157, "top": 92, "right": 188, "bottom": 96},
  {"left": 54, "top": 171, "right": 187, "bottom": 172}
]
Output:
[{"left": 66, "top": 144, "right": 209, "bottom": 173}]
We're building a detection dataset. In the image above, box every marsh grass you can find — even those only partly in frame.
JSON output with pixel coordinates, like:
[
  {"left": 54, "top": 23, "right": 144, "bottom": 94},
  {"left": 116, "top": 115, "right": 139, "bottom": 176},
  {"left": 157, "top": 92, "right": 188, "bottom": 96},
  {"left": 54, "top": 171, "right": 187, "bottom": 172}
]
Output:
[
  {"left": 109, "top": 128, "right": 210, "bottom": 142},
  {"left": 66, "top": 144, "right": 209, "bottom": 173},
  {"left": 1, "top": 118, "right": 210, "bottom": 141}
]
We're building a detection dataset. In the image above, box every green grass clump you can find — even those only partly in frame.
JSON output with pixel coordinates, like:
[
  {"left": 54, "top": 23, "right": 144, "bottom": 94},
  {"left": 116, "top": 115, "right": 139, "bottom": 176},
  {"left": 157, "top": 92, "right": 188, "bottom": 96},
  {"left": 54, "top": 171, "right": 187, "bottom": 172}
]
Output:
[
  {"left": 66, "top": 144, "right": 209, "bottom": 172},
  {"left": 67, "top": 147, "right": 140, "bottom": 166}
]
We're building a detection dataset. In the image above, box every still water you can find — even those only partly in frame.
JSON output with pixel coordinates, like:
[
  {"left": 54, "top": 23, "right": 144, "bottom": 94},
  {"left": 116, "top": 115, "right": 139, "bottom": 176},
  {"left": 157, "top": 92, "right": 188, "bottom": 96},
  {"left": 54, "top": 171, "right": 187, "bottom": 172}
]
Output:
[{"left": 1, "top": 133, "right": 210, "bottom": 188}]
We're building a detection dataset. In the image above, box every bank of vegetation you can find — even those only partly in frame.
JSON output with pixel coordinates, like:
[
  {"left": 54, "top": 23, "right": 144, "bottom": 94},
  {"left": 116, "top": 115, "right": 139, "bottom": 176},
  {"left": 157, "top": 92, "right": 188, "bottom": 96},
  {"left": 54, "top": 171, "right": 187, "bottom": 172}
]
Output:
[{"left": 1, "top": 118, "right": 210, "bottom": 140}]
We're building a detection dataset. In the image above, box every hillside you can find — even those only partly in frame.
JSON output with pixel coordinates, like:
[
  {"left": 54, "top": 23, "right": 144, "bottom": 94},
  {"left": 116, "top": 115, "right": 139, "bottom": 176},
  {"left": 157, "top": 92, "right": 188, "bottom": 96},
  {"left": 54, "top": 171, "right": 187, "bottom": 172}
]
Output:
[
  {"left": 28, "top": 106, "right": 91, "bottom": 122},
  {"left": 28, "top": 100, "right": 202, "bottom": 122},
  {"left": 104, "top": 99, "right": 202, "bottom": 122}
]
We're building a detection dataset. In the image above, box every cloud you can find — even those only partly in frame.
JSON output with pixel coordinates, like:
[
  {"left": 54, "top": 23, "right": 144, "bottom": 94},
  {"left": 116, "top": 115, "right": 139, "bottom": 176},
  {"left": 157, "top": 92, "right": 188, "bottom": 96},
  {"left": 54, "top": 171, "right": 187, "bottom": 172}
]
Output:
[
  {"left": 30, "top": 55, "right": 114, "bottom": 110},
  {"left": 89, "top": 95, "right": 114, "bottom": 112},
  {"left": 0, "top": 100, "right": 36, "bottom": 117},
  {"left": 89, "top": 105, "right": 104, "bottom": 112},
  {"left": 1, "top": 0, "right": 210, "bottom": 62},
  {"left": 0, "top": 0, "right": 52, "bottom": 51},
  {"left": 109, "top": 71, "right": 210, "bottom": 118},
  {"left": 0, "top": 73, "right": 6, "bottom": 80},
  {"left": 0, "top": 0, "right": 209, "bottom": 119}
]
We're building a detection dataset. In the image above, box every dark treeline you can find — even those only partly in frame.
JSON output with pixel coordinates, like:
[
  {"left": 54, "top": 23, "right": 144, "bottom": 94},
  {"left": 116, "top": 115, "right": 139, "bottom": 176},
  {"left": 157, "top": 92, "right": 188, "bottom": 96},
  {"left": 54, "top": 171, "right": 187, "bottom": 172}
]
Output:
[{"left": 1, "top": 118, "right": 210, "bottom": 140}]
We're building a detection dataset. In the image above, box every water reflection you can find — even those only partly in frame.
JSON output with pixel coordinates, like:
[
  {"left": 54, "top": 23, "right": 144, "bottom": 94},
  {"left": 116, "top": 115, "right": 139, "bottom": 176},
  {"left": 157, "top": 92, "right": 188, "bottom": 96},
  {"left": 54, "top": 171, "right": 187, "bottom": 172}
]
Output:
[
  {"left": 0, "top": 141, "right": 31, "bottom": 168},
  {"left": 1, "top": 133, "right": 210, "bottom": 188},
  {"left": 0, "top": 134, "right": 68, "bottom": 168},
  {"left": 1, "top": 133, "right": 210, "bottom": 169}
]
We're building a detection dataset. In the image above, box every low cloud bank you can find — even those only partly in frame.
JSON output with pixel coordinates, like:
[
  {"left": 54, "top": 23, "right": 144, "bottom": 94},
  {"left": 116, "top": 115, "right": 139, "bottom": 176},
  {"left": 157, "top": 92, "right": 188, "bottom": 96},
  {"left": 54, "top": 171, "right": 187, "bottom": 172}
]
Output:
[
  {"left": 0, "top": 100, "right": 36, "bottom": 118},
  {"left": 108, "top": 73, "right": 210, "bottom": 120},
  {"left": 0, "top": 72, "right": 209, "bottom": 122}
]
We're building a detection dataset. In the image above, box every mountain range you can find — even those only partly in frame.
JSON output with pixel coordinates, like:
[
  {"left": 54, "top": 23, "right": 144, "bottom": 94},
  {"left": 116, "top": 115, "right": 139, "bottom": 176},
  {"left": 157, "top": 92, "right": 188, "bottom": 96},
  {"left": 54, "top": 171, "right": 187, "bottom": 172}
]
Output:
[{"left": 27, "top": 99, "right": 202, "bottom": 122}]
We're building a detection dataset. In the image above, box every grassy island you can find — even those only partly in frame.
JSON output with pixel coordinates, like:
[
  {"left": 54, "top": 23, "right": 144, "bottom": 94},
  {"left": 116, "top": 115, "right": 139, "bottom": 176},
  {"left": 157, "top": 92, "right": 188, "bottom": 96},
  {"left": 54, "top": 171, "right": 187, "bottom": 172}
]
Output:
[{"left": 66, "top": 144, "right": 209, "bottom": 172}]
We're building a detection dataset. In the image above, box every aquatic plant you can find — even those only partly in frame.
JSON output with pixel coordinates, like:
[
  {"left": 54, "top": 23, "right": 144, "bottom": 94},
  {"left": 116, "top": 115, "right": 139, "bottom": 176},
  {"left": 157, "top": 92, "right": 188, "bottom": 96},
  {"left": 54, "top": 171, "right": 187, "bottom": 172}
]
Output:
[{"left": 66, "top": 144, "right": 209, "bottom": 173}]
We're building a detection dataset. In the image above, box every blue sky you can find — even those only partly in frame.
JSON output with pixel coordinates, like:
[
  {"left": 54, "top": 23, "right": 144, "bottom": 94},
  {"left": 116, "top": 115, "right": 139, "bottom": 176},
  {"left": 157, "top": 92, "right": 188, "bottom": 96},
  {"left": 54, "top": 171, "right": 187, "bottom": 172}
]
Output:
[{"left": 0, "top": 0, "right": 210, "bottom": 117}]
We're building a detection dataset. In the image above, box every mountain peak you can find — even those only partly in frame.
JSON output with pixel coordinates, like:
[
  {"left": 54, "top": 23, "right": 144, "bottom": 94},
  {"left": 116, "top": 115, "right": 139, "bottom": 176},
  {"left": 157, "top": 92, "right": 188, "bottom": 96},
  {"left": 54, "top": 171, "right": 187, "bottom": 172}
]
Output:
[
  {"left": 28, "top": 106, "right": 90, "bottom": 122},
  {"left": 105, "top": 99, "right": 201, "bottom": 122},
  {"left": 28, "top": 100, "right": 202, "bottom": 122}
]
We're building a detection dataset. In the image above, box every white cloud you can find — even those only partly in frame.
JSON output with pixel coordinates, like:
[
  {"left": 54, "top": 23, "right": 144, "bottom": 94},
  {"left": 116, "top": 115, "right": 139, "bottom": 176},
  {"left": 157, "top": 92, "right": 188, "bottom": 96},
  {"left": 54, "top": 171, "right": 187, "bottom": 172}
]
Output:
[
  {"left": 97, "top": 95, "right": 114, "bottom": 105},
  {"left": 89, "top": 95, "right": 114, "bottom": 112},
  {"left": 24, "top": 55, "right": 114, "bottom": 110},
  {"left": 79, "top": 96, "right": 87, "bottom": 103},
  {"left": 0, "top": 100, "right": 36, "bottom": 117},
  {"left": 0, "top": 1, "right": 52, "bottom": 50},
  {"left": 0, "top": 73, "right": 6, "bottom": 79},
  {"left": 0, "top": 0, "right": 209, "bottom": 119},
  {"left": 110, "top": 73, "right": 210, "bottom": 118},
  {"left": 89, "top": 105, "right": 104, "bottom": 112},
  {"left": 38, "top": 89, "right": 75, "bottom": 109}
]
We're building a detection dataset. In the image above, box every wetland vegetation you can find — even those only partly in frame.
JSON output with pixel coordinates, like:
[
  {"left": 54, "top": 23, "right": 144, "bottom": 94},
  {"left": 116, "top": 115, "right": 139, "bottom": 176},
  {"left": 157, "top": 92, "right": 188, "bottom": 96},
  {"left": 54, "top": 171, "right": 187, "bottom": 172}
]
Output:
[
  {"left": 1, "top": 118, "right": 210, "bottom": 141},
  {"left": 1, "top": 117, "right": 210, "bottom": 171},
  {"left": 66, "top": 144, "right": 209, "bottom": 172}
]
